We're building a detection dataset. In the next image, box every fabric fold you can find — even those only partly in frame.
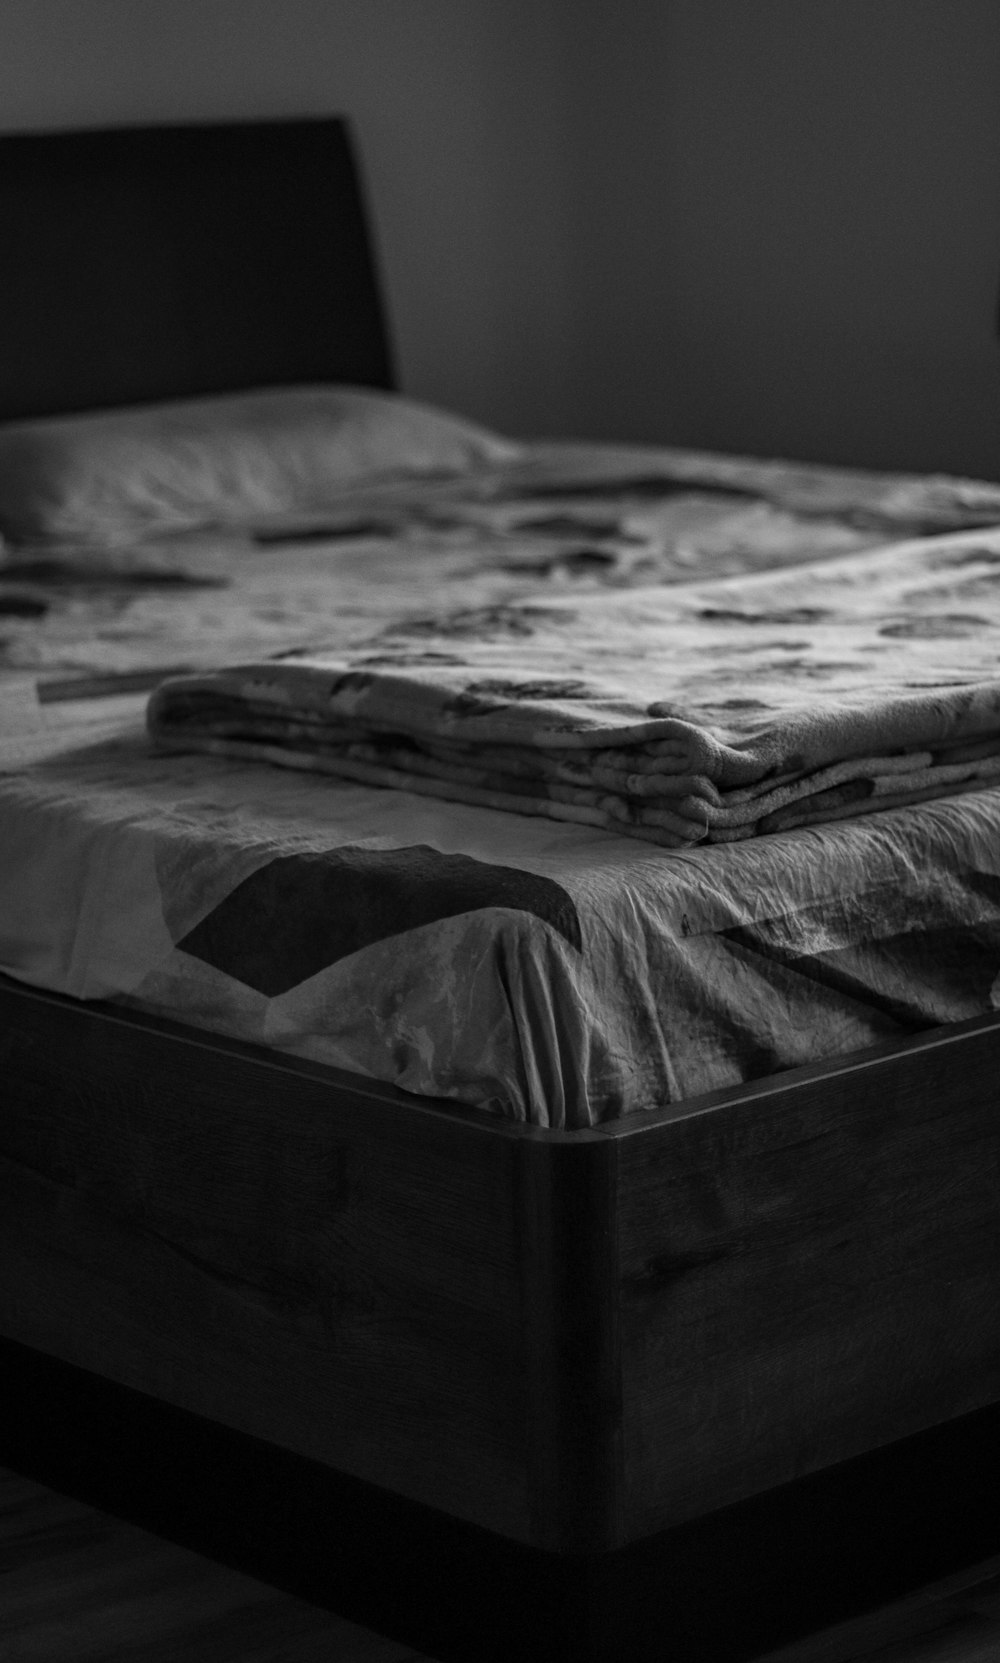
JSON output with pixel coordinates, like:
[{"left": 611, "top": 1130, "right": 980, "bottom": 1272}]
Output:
[{"left": 148, "top": 527, "right": 1000, "bottom": 847}]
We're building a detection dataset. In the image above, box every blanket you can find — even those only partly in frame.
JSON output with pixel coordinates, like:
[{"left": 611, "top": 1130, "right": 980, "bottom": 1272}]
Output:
[
  {"left": 7, "top": 439, "right": 1000, "bottom": 684},
  {"left": 148, "top": 526, "right": 1000, "bottom": 847},
  {"left": 8, "top": 673, "right": 1000, "bottom": 1125}
]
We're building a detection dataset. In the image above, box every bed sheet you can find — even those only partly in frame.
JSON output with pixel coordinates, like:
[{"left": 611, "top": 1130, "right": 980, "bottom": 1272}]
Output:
[
  {"left": 4, "top": 441, "right": 1000, "bottom": 1126},
  {"left": 6, "top": 438, "right": 1000, "bottom": 683}
]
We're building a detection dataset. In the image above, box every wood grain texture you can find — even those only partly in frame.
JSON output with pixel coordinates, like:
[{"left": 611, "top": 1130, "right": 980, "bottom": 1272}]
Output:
[
  {"left": 3, "top": 973, "right": 999, "bottom": 1562},
  {"left": 610, "top": 1014, "right": 1000, "bottom": 1539},
  {"left": 0, "top": 1468, "right": 425, "bottom": 1662},
  {"left": 515, "top": 1135, "right": 623, "bottom": 1552},
  {"left": 2, "top": 1338, "right": 998, "bottom": 1663},
  {"left": 757, "top": 1563, "right": 1000, "bottom": 1663},
  {"left": 0, "top": 977, "right": 532, "bottom": 1541},
  {"left": 2, "top": 1463, "right": 998, "bottom": 1663}
]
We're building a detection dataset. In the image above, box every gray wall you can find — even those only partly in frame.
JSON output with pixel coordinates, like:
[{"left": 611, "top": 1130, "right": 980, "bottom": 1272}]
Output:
[
  {"left": 1, "top": 0, "right": 998, "bottom": 474},
  {"left": 567, "top": 0, "right": 1000, "bottom": 475}
]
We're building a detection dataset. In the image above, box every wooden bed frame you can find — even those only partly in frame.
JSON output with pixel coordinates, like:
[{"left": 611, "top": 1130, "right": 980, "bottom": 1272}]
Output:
[
  {"left": 2, "top": 977, "right": 998, "bottom": 1659},
  {"left": 1, "top": 120, "right": 998, "bottom": 1662}
]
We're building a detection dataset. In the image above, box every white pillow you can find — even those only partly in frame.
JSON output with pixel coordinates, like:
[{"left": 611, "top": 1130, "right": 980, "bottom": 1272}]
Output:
[{"left": 0, "top": 385, "right": 523, "bottom": 544}]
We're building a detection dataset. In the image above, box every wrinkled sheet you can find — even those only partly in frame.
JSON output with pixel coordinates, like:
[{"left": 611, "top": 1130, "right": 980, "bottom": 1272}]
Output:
[
  {"left": 4, "top": 441, "right": 1000, "bottom": 1126},
  {"left": 7, "top": 439, "right": 1000, "bottom": 682}
]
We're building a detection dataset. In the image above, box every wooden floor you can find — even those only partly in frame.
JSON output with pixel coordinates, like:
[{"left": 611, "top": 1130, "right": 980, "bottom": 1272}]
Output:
[
  {"left": 0, "top": 1468, "right": 429, "bottom": 1663},
  {"left": 0, "top": 1466, "right": 997, "bottom": 1663}
]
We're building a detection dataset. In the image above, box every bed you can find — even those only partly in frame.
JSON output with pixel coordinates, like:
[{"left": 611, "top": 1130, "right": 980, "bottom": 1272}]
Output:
[{"left": 1, "top": 118, "right": 998, "bottom": 1663}]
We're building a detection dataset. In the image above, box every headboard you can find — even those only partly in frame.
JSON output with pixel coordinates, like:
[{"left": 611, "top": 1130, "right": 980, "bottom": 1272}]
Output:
[{"left": 0, "top": 117, "right": 395, "bottom": 422}]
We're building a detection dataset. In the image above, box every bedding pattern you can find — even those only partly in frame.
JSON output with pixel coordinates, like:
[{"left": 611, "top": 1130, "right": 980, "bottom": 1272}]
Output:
[
  {"left": 5, "top": 688, "right": 1000, "bottom": 1127},
  {"left": 5, "top": 440, "right": 1000, "bottom": 680},
  {"left": 150, "top": 527, "right": 1000, "bottom": 846},
  {"left": 4, "top": 441, "right": 1000, "bottom": 1125}
]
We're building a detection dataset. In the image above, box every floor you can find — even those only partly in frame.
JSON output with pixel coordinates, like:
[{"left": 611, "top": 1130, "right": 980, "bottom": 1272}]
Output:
[{"left": 1, "top": 1466, "right": 997, "bottom": 1663}]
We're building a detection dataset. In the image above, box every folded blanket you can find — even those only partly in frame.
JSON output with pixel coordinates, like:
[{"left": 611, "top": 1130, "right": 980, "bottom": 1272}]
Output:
[{"left": 148, "top": 528, "right": 1000, "bottom": 847}]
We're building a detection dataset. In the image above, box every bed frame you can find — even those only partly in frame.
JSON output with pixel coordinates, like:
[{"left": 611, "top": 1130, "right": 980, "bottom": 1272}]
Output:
[{"left": 1, "top": 120, "right": 998, "bottom": 1662}]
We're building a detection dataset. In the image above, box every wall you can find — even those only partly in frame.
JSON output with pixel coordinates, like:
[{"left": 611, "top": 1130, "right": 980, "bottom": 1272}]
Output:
[
  {"left": 1, "top": 0, "right": 998, "bottom": 474},
  {"left": 567, "top": 0, "right": 1000, "bottom": 474},
  {"left": 0, "top": 0, "right": 583, "bottom": 436}
]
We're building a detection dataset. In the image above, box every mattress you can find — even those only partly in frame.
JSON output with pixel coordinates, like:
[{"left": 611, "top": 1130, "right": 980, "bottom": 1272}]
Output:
[{"left": 4, "top": 441, "right": 1000, "bottom": 1127}]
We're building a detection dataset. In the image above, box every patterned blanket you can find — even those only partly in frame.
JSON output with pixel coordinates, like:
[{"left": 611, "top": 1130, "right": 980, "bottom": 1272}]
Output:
[
  {"left": 7, "top": 682, "right": 1000, "bottom": 1126},
  {"left": 7, "top": 439, "right": 1000, "bottom": 682},
  {"left": 7, "top": 441, "right": 1000, "bottom": 1123},
  {"left": 148, "top": 527, "right": 1000, "bottom": 846}
]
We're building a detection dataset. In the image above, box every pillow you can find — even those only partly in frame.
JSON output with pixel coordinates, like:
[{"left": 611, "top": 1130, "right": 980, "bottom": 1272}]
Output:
[{"left": 0, "top": 386, "right": 523, "bottom": 545}]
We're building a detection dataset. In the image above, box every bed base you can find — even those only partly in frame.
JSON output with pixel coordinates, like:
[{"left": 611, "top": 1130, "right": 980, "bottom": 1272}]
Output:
[
  {"left": 1, "top": 973, "right": 999, "bottom": 1654},
  {"left": 2, "top": 1335, "right": 997, "bottom": 1663}
]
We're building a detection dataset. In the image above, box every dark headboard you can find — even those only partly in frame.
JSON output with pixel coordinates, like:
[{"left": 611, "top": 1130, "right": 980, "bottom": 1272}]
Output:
[{"left": 0, "top": 117, "right": 395, "bottom": 422}]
